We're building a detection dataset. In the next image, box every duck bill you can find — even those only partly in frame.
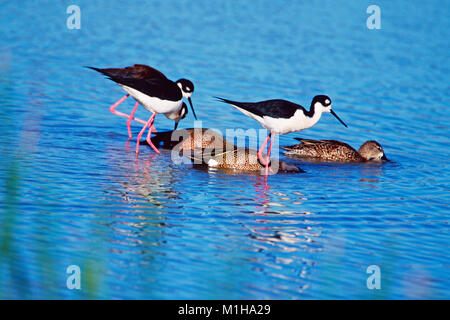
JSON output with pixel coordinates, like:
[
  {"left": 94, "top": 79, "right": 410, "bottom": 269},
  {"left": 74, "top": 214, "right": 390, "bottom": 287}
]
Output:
[
  {"left": 188, "top": 97, "right": 197, "bottom": 120},
  {"left": 330, "top": 109, "right": 348, "bottom": 128}
]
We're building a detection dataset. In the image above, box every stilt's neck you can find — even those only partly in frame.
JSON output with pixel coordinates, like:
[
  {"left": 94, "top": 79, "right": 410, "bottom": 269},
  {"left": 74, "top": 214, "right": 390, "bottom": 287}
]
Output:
[
  {"left": 304, "top": 103, "right": 323, "bottom": 128},
  {"left": 306, "top": 103, "right": 315, "bottom": 117}
]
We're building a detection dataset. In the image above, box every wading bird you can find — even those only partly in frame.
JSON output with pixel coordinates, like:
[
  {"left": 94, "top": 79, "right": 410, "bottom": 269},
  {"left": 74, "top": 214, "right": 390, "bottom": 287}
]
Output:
[
  {"left": 88, "top": 64, "right": 197, "bottom": 156},
  {"left": 216, "top": 95, "right": 348, "bottom": 175}
]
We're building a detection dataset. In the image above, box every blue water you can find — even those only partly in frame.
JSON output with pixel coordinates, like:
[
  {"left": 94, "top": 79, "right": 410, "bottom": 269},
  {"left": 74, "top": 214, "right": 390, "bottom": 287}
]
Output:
[{"left": 0, "top": 0, "right": 449, "bottom": 299}]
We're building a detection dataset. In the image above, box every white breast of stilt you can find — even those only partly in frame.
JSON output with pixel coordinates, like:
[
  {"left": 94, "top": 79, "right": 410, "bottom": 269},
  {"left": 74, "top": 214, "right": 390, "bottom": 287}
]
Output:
[
  {"left": 119, "top": 85, "right": 183, "bottom": 114},
  {"left": 238, "top": 107, "right": 322, "bottom": 135},
  {"left": 231, "top": 104, "right": 324, "bottom": 134},
  {"left": 262, "top": 109, "right": 323, "bottom": 134}
]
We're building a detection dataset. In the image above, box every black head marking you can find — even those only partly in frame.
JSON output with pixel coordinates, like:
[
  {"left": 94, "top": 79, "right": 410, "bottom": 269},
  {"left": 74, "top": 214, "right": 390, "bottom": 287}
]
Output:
[
  {"left": 176, "top": 78, "right": 194, "bottom": 94},
  {"left": 312, "top": 95, "right": 331, "bottom": 107}
]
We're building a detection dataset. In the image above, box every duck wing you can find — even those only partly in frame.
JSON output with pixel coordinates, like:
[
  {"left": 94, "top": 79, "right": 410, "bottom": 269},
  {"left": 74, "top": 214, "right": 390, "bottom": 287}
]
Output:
[{"left": 283, "top": 138, "right": 362, "bottom": 161}]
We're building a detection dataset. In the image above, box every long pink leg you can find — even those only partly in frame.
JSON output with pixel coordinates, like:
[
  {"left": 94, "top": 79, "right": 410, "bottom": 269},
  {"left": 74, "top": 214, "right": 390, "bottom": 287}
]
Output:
[
  {"left": 109, "top": 94, "right": 146, "bottom": 125},
  {"left": 265, "top": 133, "right": 276, "bottom": 175},
  {"left": 146, "top": 114, "right": 160, "bottom": 154},
  {"left": 126, "top": 102, "right": 139, "bottom": 139},
  {"left": 257, "top": 135, "right": 271, "bottom": 167},
  {"left": 136, "top": 113, "right": 155, "bottom": 157},
  {"left": 109, "top": 95, "right": 157, "bottom": 133},
  {"left": 109, "top": 94, "right": 129, "bottom": 109}
]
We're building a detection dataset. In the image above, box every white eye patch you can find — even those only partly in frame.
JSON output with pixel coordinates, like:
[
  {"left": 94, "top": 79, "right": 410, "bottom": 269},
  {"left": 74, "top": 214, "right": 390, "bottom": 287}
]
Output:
[{"left": 325, "top": 99, "right": 330, "bottom": 105}]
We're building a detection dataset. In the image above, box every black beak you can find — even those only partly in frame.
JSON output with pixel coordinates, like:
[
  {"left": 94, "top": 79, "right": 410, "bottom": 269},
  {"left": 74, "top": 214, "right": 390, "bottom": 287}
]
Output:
[
  {"left": 330, "top": 109, "right": 348, "bottom": 128},
  {"left": 174, "top": 121, "right": 179, "bottom": 131},
  {"left": 188, "top": 97, "right": 197, "bottom": 120},
  {"left": 381, "top": 153, "right": 388, "bottom": 161}
]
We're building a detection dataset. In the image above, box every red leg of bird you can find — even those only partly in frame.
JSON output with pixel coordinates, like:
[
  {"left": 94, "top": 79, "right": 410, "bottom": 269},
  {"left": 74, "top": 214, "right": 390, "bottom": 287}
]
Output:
[
  {"left": 146, "top": 113, "right": 160, "bottom": 154},
  {"left": 126, "top": 102, "right": 139, "bottom": 139},
  {"left": 257, "top": 134, "right": 271, "bottom": 167},
  {"left": 109, "top": 94, "right": 148, "bottom": 126},
  {"left": 265, "top": 133, "right": 276, "bottom": 175},
  {"left": 109, "top": 94, "right": 129, "bottom": 116},
  {"left": 136, "top": 113, "right": 156, "bottom": 157}
]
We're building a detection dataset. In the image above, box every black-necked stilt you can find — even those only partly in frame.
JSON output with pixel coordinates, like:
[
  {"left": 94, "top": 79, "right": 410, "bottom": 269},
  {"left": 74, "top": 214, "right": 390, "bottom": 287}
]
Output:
[
  {"left": 215, "top": 95, "right": 348, "bottom": 175},
  {"left": 88, "top": 64, "right": 197, "bottom": 156},
  {"left": 283, "top": 139, "right": 387, "bottom": 162}
]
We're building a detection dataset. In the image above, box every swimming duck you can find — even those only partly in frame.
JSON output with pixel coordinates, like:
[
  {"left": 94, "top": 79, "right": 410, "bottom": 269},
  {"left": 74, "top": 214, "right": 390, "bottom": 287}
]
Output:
[
  {"left": 186, "top": 145, "right": 302, "bottom": 173},
  {"left": 151, "top": 128, "right": 231, "bottom": 151},
  {"left": 282, "top": 138, "right": 387, "bottom": 162},
  {"left": 150, "top": 129, "right": 302, "bottom": 173}
]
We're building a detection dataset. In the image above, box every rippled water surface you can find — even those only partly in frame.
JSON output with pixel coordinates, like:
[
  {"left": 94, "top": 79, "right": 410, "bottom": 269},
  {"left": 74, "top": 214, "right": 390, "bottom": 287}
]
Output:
[{"left": 0, "top": 0, "right": 449, "bottom": 299}]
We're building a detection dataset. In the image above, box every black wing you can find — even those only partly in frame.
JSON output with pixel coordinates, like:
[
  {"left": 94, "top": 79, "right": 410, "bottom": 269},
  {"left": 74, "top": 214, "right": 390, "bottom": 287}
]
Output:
[
  {"left": 86, "top": 64, "right": 167, "bottom": 80},
  {"left": 108, "top": 76, "right": 182, "bottom": 101},
  {"left": 215, "top": 97, "right": 306, "bottom": 119}
]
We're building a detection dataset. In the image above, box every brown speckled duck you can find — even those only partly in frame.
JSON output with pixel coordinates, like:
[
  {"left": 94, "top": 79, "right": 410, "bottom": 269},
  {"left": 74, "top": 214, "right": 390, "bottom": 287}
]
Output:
[
  {"left": 186, "top": 145, "right": 302, "bottom": 173},
  {"left": 150, "top": 129, "right": 302, "bottom": 173},
  {"left": 150, "top": 128, "right": 231, "bottom": 151},
  {"left": 282, "top": 138, "right": 387, "bottom": 162}
]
